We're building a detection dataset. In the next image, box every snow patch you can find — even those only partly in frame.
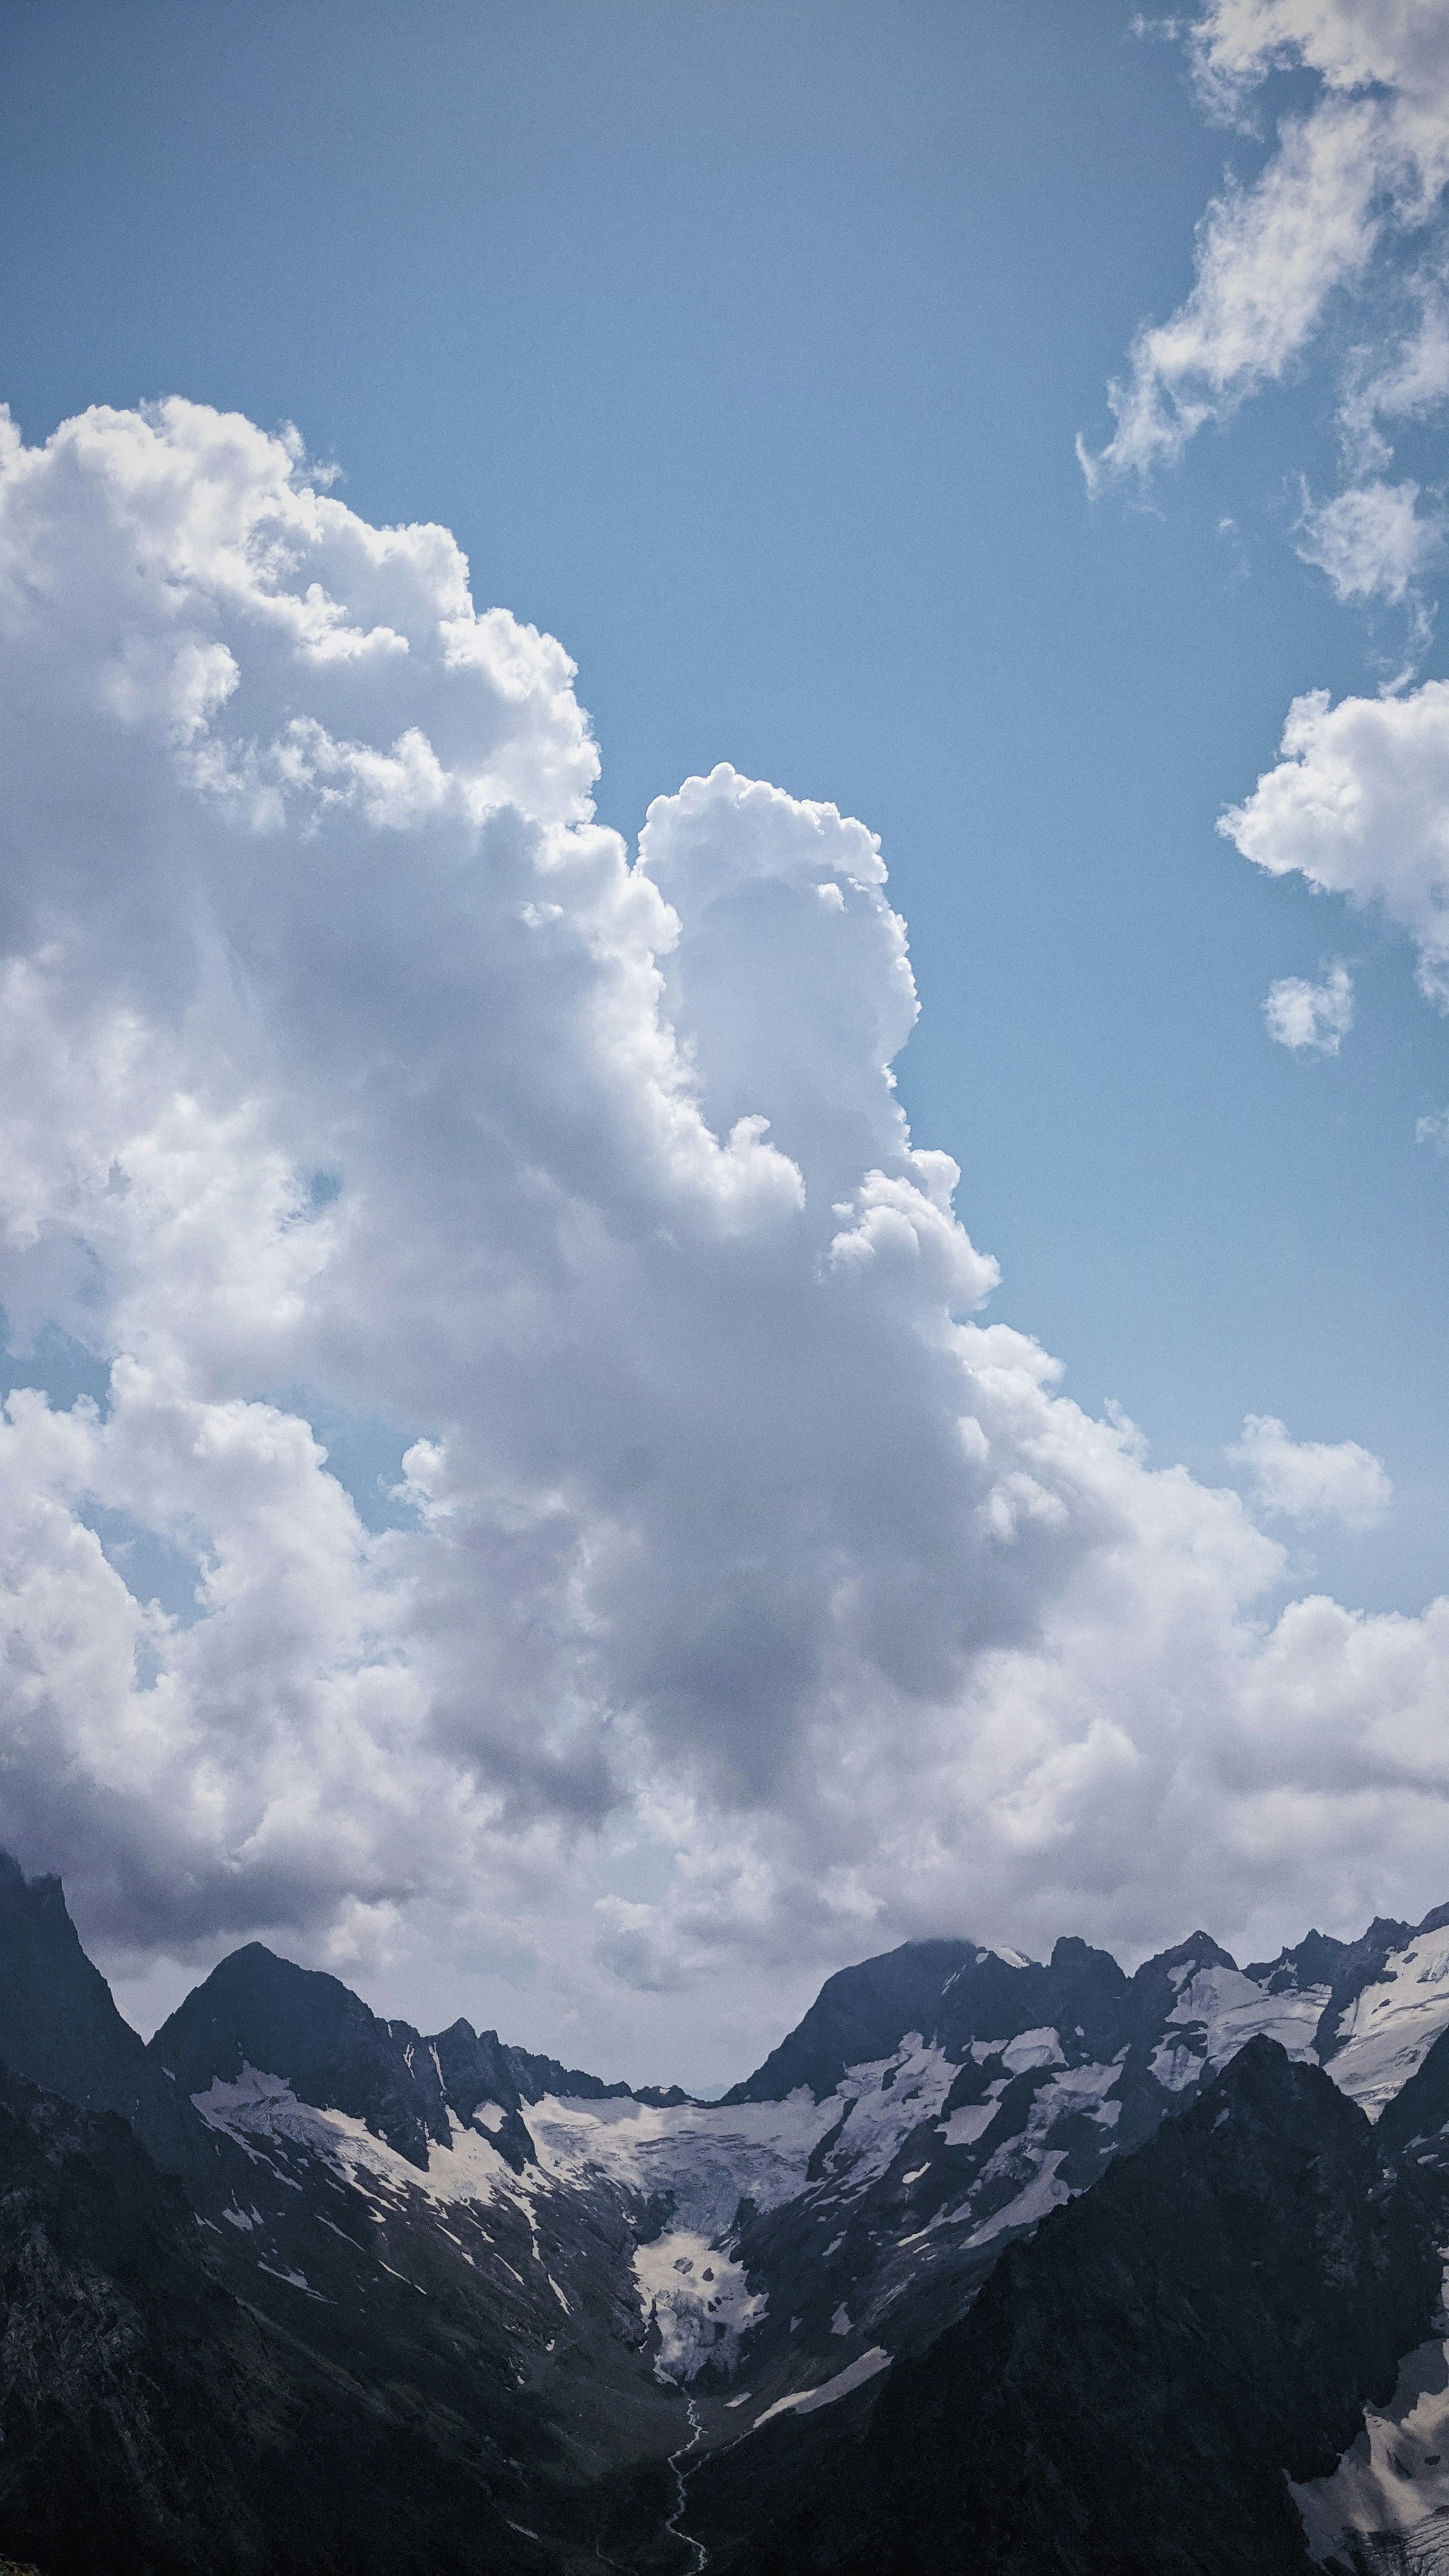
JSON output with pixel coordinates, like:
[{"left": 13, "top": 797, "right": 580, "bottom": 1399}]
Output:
[
  {"left": 999, "top": 2027, "right": 1064, "bottom": 2077},
  {"left": 1327, "top": 1925, "right": 1449, "bottom": 2120},
  {"left": 816, "top": 2039, "right": 958, "bottom": 2191},
  {"left": 753, "top": 2347, "right": 890, "bottom": 2428},
  {"left": 190, "top": 2069, "right": 520, "bottom": 2212},
  {"left": 256, "top": 2260, "right": 326, "bottom": 2301},
  {"left": 316, "top": 2214, "right": 365, "bottom": 2250},
  {"left": 1150, "top": 1968, "right": 1328, "bottom": 2096},
  {"left": 634, "top": 2228, "right": 765, "bottom": 2384},
  {"left": 963, "top": 2150, "right": 1070, "bottom": 2249},
  {"left": 1292, "top": 2262, "right": 1449, "bottom": 2562},
  {"left": 941, "top": 2094, "right": 1002, "bottom": 2149},
  {"left": 527, "top": 2089, "right": 836, "bottom": 2238},
  {"left": 1037, "top": 2058, "right": 1124, "bottom": 2118},
  {"left": 1149, "top": 2033, "right": 1205, "bottom": 2096}
]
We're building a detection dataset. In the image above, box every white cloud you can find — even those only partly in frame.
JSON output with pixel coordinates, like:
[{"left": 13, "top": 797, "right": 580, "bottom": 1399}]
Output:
[
  {"left": 1263, "top": 959, "right": 1355, "bottom": 1049},
  {"left": 1082, "top": 2, "right": 1449, "bottom": 617},
  {"left": 1188, "top": 1, "right": 1449, "bottom": 132},
  {"left": 1338, "top": 261, "right": 1449, "bottom": 471},
  {"left": 3, "top": 397, "right": 1449, "bottom": 2082},
  {"left": 1296, "top": 477, "right": 1443, "bottom": 604},
  {"left": 1229, "top": 1411, "right": 1392, "bottom": 1526},
  {"left": 1079, "top": 93, "right": 1391, "bottom": 491},
  {"left": 1222, "top": 676, "right": 1449, "bottom": 1002},
  {"left": 1417, "top": 1105, "right": 1449, "bottom": 1150}
]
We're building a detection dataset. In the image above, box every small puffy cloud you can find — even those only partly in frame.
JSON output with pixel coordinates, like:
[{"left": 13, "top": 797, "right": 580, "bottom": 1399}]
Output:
[
  {"left": 1416, "top": 1105, "right": 1449, "bottom": 1151},
  {"left": 1230, "top": 1412, "right": 1392, "bottom": 1528},
  {"left": 1222, "top": 678, "right": 1449, "bottom": 1002},
  {"left": 1262, "top": 960, "right": 1354, "bottom": 1051}
]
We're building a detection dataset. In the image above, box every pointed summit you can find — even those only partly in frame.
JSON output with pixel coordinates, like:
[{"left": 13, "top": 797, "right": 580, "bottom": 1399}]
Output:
[
  {"left": 150, "top": 1943, "right": 453, "bottom": 2169},
  {"left": 0, "top": 1851, "right": 204, "bottom": 2179}
]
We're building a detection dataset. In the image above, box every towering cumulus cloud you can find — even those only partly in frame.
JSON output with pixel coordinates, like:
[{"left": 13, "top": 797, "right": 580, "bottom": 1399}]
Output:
[{"left": 0, "top": 400, "right": 1446, "bottom": 2057}]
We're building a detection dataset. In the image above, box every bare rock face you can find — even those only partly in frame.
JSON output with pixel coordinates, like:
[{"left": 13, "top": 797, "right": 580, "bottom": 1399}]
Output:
[
  {"left": 0, "top": 1854, "right": 212, "bottom": 2188},
  {"left": 0, "top": 2064, "right": 540, "bottom": 2576}
]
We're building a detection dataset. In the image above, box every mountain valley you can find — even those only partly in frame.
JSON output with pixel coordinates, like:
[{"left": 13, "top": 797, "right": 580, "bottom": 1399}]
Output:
[{"left": 4, "top": 1855, "right": 1449, "bottom": 2570}]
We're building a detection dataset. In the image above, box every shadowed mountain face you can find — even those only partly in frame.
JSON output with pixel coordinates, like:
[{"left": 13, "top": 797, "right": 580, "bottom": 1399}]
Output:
[
  {"left": 0, "top": 2062, "right": 547, "bottom": 2576},
  {"left": 698, "top": 2041, "right": 1441, "bottom": 2576},
  {"left": 721, "top": 1935, "right": 1134, "bottom": 2107},
  {"left": 148, "top": 1942, "right": 686, "bottom": 2177},
  {"left": 153, "top": 1943, "right": 471, "bottom": 2169},
  {"left": 0, "top": 1855, "right": 217, "bottom": 2188},
  {"left": 4, "top": 1857, "right": 1449, "bottom": 2572}
]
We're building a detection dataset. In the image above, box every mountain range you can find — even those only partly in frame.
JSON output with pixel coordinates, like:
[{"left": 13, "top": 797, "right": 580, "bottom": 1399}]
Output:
[{"left": 2, "top": 1851, "right": 1449, "bottom": 2570}]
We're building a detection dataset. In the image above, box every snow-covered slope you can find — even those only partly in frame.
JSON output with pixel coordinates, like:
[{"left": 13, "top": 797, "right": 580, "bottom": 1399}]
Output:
[
  {"left": 11, "top": 1844, "right": 1449, "bottom": 2518},
  {"left": 1292, "top": 2268, "right": 1449, "bottom": 2575},
  {"left": 12, "top": 1849, "right": 1449, "bottom": 2570},
  {"left": 1321, "top": 1919, "right": 1449, "bottom": 2118},
  {"left": 129, "top": 1899, "right": 1449, "bottom": 2460}
]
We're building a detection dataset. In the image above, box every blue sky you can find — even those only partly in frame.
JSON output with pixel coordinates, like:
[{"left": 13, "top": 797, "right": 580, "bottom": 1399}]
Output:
[{"left": 2, "top": 1, "right": 1449, "bottom": 2080}]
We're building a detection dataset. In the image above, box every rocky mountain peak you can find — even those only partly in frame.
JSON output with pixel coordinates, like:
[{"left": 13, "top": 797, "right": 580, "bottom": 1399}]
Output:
[
  {"left": 721, "top": 1938, "right": 981, "bottom": 2104},
  {"left": 0, "top": 1853, "right": 206, "bottom": 2183},
  {"left": 149, "top": 1942, "right": 452, "bottom": 2170}
]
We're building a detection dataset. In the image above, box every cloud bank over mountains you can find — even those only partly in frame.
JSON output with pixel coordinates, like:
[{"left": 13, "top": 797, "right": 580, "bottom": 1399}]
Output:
[{"left": 0, "top": 396, "right": 1445, "bottom": 2071}]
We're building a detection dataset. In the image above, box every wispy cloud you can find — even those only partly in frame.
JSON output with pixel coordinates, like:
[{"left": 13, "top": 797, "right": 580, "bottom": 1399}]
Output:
[
  {"left": 1296, "top": 477, "right": 1443, "bottom": 608},
  {"left": 1081, "top": 2, "right": 1449, "bottom": 629},
  {"left": 1078, "top": 94, "right": 1389, "bottom": 493}
]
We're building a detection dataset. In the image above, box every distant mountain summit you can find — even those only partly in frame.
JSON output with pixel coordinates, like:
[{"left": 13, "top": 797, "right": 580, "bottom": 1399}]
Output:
[
  {"left": 153, "top": 1942, "right": 470, "bottom": 2168},
  {"left": 721, "top": 1935, "right": 1137, "bottom": 2104},
  {"left": 3, "top": 1852, "right": 1449, "bottom": 2571},
  {"left": 150, "top": 1938, "right": 686, "bottom": 2175}
]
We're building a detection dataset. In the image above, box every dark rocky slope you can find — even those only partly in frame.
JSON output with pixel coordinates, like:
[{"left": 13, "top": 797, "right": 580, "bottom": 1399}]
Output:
[
  {"left": 0, "top": 1866, "right": 688, "bottom": 2573},
  {"left": 4, "top": 1848, "right": 1449, "bottom": 2574},
  {"left": 0, "top": 1855, "right": 226, "bottom": 2193},
  {"left": 698, "top": 2040, "right": 1439, "bottom": 2576},
  {"left": 0, "top": 2062, "right": 548, "bottom": 2576}
]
